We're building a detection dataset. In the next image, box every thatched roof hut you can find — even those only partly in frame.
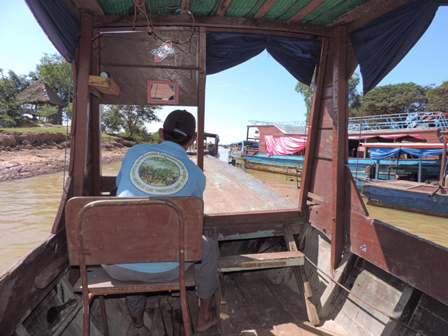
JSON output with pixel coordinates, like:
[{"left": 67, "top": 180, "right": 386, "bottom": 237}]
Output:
[{"left": 17, "top": 80, "right": 66, "bottom": 107}]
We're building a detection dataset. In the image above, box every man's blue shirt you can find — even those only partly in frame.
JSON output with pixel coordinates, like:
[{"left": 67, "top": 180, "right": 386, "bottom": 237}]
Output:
[{"left": 115, "top": 141, "right": 206, "bottom": 273}]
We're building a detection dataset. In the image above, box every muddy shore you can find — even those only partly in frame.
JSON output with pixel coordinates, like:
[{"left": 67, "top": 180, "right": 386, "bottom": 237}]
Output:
[{"left": 0, "top": 130, "right": 131, "bottom": 182}]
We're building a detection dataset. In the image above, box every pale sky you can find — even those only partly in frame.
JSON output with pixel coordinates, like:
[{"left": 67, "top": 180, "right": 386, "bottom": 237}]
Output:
[{"left": 1, "top": 1, "right": 447, "bottom": 144}]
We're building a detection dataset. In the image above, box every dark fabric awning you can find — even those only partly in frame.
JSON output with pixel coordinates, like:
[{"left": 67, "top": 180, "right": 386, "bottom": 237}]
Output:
[
  {"left": 25, "top": 0, "right": 80, "bottom": 63},
  {"left": 206, "top": 33, "right": 321, "bottom": 86},
  {"left": 351, "top": 0, "right": 448, "bottom": 94}
]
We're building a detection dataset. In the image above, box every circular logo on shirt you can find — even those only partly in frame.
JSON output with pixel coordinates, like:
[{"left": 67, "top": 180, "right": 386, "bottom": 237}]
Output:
[{"left": 130, "top": 152, "right": 189, "bottom": 195}]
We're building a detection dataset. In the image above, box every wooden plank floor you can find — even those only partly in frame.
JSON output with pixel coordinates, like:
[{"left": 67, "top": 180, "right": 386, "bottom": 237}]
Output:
[
  {"left": 194, "top": 272, "right": 346, "bottom": 336},
  {"left": 201, "top": 157, "right": 298, "bottom": 214}
]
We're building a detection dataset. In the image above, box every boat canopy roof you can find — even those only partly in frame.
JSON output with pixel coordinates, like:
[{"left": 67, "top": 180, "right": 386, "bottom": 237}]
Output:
[
  {"left": 362, "top": 142, "right": 448, "bottom": 159},
  {"left": 26, "top": 0, "right": 448, "bottom": 95}
]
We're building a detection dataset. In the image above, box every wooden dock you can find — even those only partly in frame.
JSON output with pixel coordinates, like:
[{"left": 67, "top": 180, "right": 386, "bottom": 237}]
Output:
[{"left": 201, "top": 156, "right": 298, "bottom": 214}]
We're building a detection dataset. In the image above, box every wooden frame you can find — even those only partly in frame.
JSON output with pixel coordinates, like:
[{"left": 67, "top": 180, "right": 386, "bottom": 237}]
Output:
[{"left": 148, "top": 80, "right": 179, "bottom": 105}]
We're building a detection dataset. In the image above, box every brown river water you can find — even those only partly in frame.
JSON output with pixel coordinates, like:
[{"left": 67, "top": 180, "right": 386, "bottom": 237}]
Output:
[{"left": 1, "top": 150, "right": 447, "bottom": 274}]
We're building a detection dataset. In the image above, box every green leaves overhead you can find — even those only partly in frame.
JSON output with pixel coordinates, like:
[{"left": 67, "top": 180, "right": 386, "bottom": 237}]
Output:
[{"left": 101, "top": 104, "right": 161, "bottom": 140}]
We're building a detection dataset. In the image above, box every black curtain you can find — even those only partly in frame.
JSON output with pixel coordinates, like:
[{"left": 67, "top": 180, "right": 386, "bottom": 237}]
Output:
[
  {"left": 25, "top": 0, "right": 80, "bottom": 63},
  {"left": 351, "top": 0, "right": 448, "bottom": 94},
  {"left": 206, "top": 33, "right": 321, "bottom": 86}
]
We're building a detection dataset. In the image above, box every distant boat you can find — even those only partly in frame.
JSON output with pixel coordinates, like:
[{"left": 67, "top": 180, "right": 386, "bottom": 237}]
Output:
[
  {"left": 229, "top": 113, "right": 447, "bottom": 180},
  {"left": 362, "top": 180, "right": 448, "bottom": 218}
]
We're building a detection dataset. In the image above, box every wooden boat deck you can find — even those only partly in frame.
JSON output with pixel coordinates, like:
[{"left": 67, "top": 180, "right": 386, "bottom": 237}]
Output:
[
  {"left": 200, "top": 156, "right": 298, "bottom": 214},
  {"left": 108, "top": 271, "right": 346, "bottom": 336},
  {"left": 364, "top": 180, "right": 447, "bottom": 194}
]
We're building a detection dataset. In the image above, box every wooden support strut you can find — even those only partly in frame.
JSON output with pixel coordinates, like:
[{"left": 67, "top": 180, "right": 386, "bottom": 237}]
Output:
[
  {"left": 331, "top": 26, "right": 348, "bottom": 270},
  {"left": 298, "top": 38, "right": 330, "bottom": 214},
  {"left": 72, "top": 13, "right": 93, "bottom": 196},
  {"left": 197, "top": 27, "right": 207, "bottom": 170},
  {"left": 283, "top": 225, "right": 320, "bottom": 326}
]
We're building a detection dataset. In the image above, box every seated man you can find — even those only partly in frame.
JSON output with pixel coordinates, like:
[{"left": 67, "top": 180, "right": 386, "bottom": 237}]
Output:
[{"left": 102, "top": 110, "right": 218, "bottom": 332}]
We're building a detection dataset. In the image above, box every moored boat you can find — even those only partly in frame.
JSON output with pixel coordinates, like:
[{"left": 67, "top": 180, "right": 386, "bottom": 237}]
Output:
[{"left": 362, "top": 180, "right": 448, "bottom": 217}]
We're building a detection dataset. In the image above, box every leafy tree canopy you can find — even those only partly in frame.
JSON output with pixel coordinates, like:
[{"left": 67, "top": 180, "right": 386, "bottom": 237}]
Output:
[
  {"left": 0, "top": 70, "right": 31, "bottom": 126},
  {"left": 295, "top": 72, "right": 361, "bottom": 123},
  {"left": 359, "top": 82, "right": 428, "bottom": 116},
  {"left": 426, "top": 81, "right": 448, "bottom": 112},
  {"left": 101, "top": 105, "right": 161, "bottom": 142}
]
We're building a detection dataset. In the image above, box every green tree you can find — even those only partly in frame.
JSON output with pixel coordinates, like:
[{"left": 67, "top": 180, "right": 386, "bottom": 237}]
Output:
[
  {"left": 295, "top": 75, "right": 314, "bottom": 124},
  {"left": 360, "top": 83, "right": 428, "bottom": 116},
  {"left": 31, "top": 53, "right": 71, "bottom": 124},
  {"left": 0, "top": 70, "right": 31, "bottom": 126},
  {"left": 101, "top": 105, "right": 161, "bottom": 139},
  {"left": 426, "top": 81, "right": 448, "bottom": 112},
  {"left": 295, "top": 72, "right": 361, "bottom": 123}
]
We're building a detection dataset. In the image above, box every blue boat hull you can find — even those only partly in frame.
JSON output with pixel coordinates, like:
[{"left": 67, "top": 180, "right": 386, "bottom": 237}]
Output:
[{"left": 362, "top": 183, "right": 448, "bottom": 218}]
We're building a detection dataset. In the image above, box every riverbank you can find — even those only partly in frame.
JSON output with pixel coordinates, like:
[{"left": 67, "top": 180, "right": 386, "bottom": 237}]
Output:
[{"left": 0, "top": 128, "right": 131, "bottom": 182}]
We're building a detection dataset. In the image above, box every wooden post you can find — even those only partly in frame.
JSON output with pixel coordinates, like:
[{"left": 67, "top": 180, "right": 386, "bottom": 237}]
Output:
[
  {"left": 91, "top": 32, "right": 102, "bottom": 196},
  {"left": 72, "top": 13, "right": 93, "bottom": 196},
  {"left": 440, "top": 136, "right": 446, "bottom": 186},
  {"left": 283, "top": 225, "right": 320, "bottom": 326},
  {"left": 418, "top": 157, "right": 422, "bottom": 182},
  {"left": 197, "top": 27, "right": 206, "bottom": 170},
  {"left": 298, "top": 38, "right": 329, "bottom": 214},
  {"left": 331, "top": 26, "right": 348, "bottom": 270}
]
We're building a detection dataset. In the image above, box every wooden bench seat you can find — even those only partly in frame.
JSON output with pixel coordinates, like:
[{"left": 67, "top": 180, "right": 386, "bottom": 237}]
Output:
[
  {"left": 219, "top": 251, "right": 305, "bottom": 273},
  {"left": 73, "top": 266, "right": 196, "bottom": 295}
]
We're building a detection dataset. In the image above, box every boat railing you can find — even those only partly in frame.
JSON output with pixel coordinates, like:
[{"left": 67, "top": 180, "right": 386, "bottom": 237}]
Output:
[{"left": 348, "top": 112, "right": 448, "bottom": 132}]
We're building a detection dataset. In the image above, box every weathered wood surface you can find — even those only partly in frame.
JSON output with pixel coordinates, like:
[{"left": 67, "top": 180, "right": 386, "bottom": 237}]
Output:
[
  {"left": 219, "top": 251, "right": 305, "bottom": 272},
  {"left": 222, "top": 272, "right": 324, "bottom": 335},
  {"left": 202, "top": 156, "right": 298, "bottom": 213},
  {"left": 350, "top": 212, "right": 448, "bottom": 307},
  {"left": 283, "top": 225, "right": 320, "bottom": 326},
  {"left": 0, "top": 229, "right": 68, "bottom": 336},
  {"left": 88, "top": 76, "right": 120, "bottom": 95},
  {"left": 73, "top": 266, "right": 195, "bottom": 293},
  {"left": 66, "top": 197, "right": 204, "bottom": 266},
  {"left": 364, "top": 180, "right": 447, "bottom": 194},
  {"left": 93, "top": 14, "right": 332, "bottom": 37},
  {"left": 99, "top": 28, "right": 199, "bottom": 106}
]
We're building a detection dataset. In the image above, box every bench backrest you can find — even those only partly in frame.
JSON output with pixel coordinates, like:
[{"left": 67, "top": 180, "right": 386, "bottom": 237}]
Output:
[{"left": 65, "top": 197, "right": 204, "bottom": 266}]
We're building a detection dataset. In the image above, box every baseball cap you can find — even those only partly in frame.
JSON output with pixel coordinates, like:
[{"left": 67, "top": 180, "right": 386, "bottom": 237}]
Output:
[{"left": 163, "top": 110, "right": 196, "bottom": 138}]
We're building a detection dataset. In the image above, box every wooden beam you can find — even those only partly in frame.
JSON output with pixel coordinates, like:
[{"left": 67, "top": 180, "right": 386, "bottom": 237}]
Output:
[
  {"left": 330, "top": 0, "right": 415, "bottom": 32},
  {"left": 283, "top": 225, "right": 320, "bottom": 326},
  {"left": 298, "top": 38, "right": 330, "bottom": 213},
  {"left": 254, "top": 0, "right": 277, "bottom": 19},
  {"left": 216, "top": 0, "right": 232, "bottom": 16},
  {"left": 331, "top": 26, "right": 348, "bottom": 270},
  {"left": 181, "top": 0, "right": 190, "bottom": 15},
  {"left": 77, "top": 0, "right": 104, "bottom": 16},
  {"left": 288, "top": 0, "right": 325, "bottom": 23},
  {"left": 197, "top": 27, "right": 206, "bottom": 170},
  {"left": 219, "top": 251, "right": 304, "bottom": 272},
  {"left": 91, "top": 96, "right": 102, "bottom": 196},
  {"left": 72, "top": 13, "right": 93, "bottom": 196},
  {"left": 204, "top": 209, "right": 301, "bottom": 226},
  {"left": 94, "top": 14, "right": 331, "bottom": 37}
]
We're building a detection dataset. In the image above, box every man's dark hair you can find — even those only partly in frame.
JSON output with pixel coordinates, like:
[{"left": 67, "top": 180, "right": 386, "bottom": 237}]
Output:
[
  {"left": 163, "top": 110, "right": 196, "bottom": 146},
  {"left": 162, "top": 129, "right": 194, "bottom": 146}
]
